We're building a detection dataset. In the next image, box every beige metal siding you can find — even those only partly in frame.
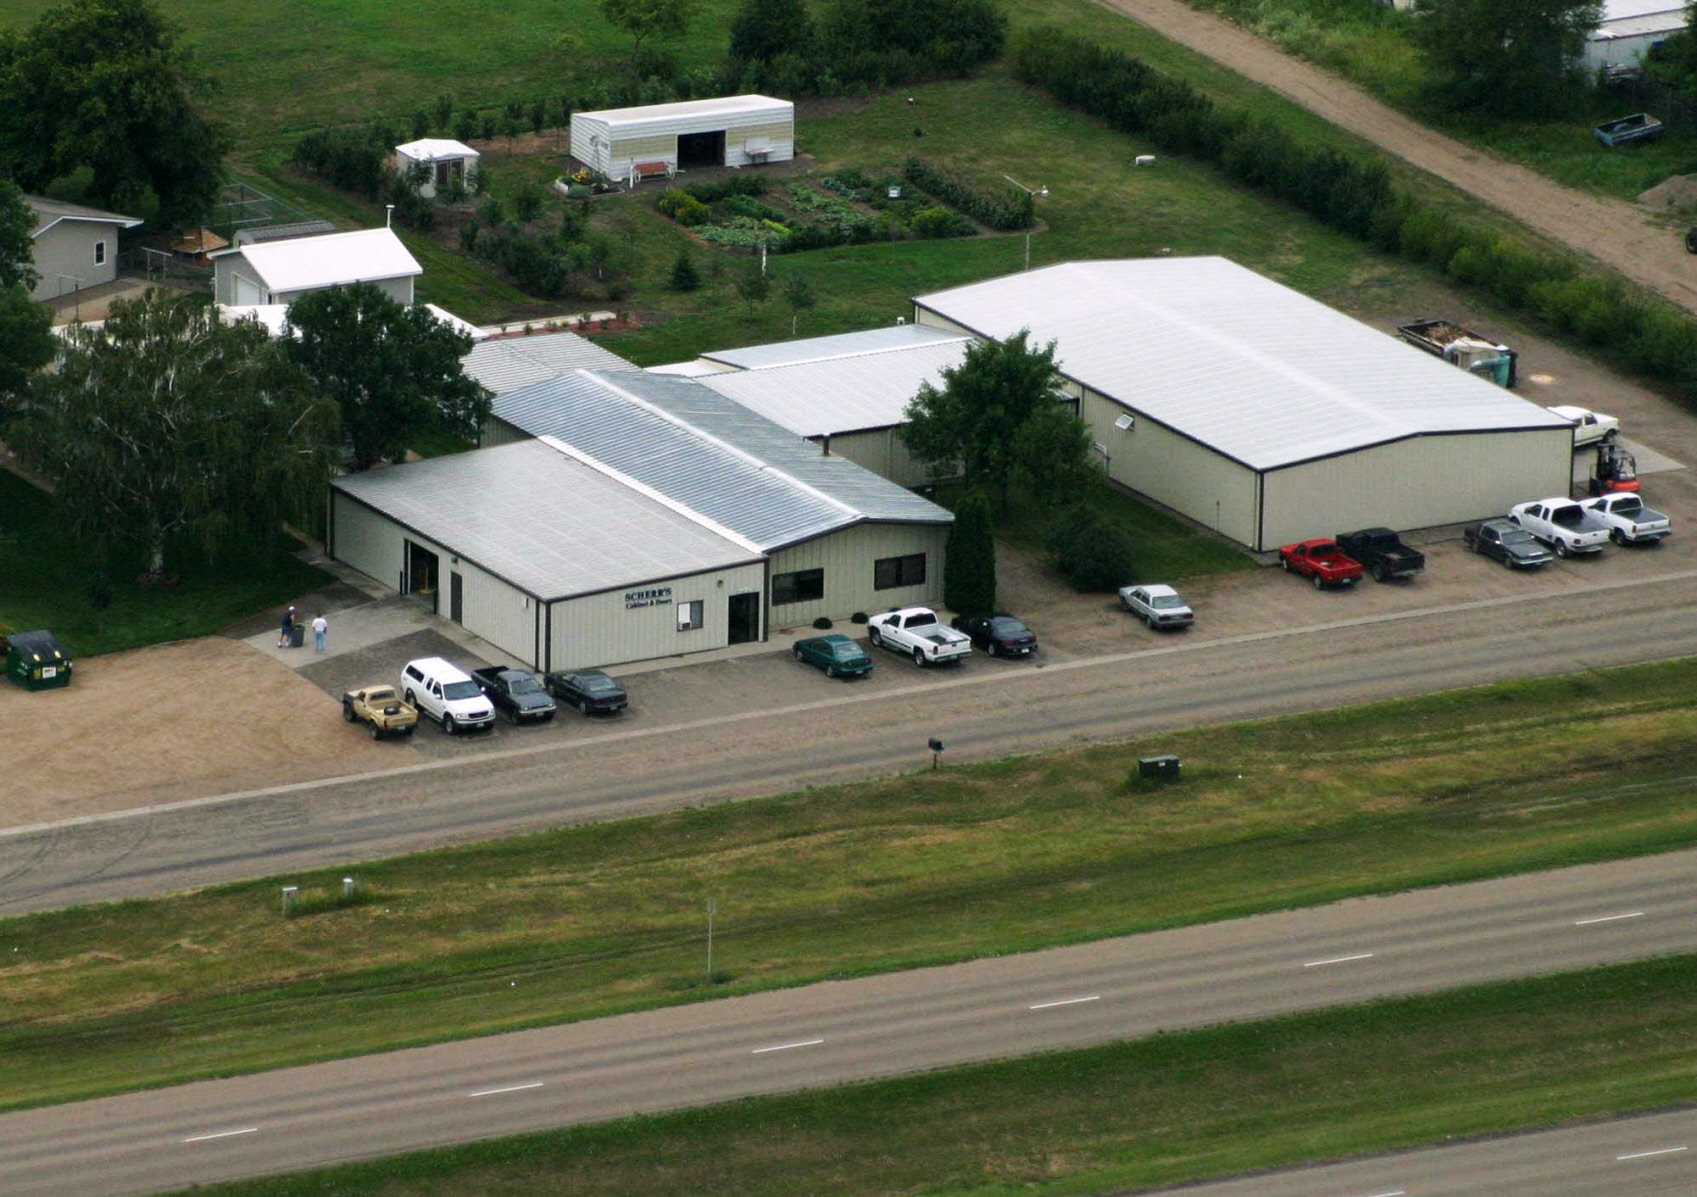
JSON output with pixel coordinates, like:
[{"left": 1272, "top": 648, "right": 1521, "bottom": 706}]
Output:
[
  {"left": 611, "top": 132, "right": 678, "bottom": 161},
  {"left": 913, "top": 310, "right": 977, "bottom": 336},
  {"left": 332, "top": 492, "right": 407, "bottom": 593},
  {"left": 1079, "top": 388, "right": 1259, "bottom": 547},
  {"left": 823, "top": 429, "right": 935, "bottom": 488},
  {"left": 768, "top": 522, "right": 949, "bottom": 630},
  {"left": 275, "top": 275, "right": 412, "bottom": 307},
  {"left": 546, "top": 560, "right": 767, "bottom": 671},
  {"left": 479, "top": 417, "right": 532, "bottom": 448},
  {"left": 29, "top": 223, "right": 120, "bottom": 299},
  {"left": 1261, "top": 428, "right": 1574, "bottom": 549}
]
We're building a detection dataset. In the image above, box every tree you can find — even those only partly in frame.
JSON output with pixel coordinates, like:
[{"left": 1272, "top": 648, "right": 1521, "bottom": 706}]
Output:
[
  {"left": 1411, "top": 0, "right": 1602, "bottom": 117},
  {"left": 0, "top": 285, "right": 54, "bottom": 412},
  {"left": 728, "top": 0, "right": 812, "bottom": 65},
  {"left": 1011, "top": 400, "right": 1096, "bottom": 501},
  {"left": 0, "top": 0, "right": 230, "bottom": 227},
  {"left": 0, "top": 179, "right": 37, "bottom": 293},
  {"left": 669, "top": 250, "right": 701, "bottom": 292},
  {"left": 600, "top": 0, "right": 697, "bottom": 58},
  {"left": 783, "top": 272, "right": 816, "bottom": 335},
  {"left": 1046, "top": 506, "right": 1136, "bottom": 592},
  {"left": 734, "top": 261, "right": 772, "bottom": 310},
  {"left": 6, "top": 291, "right": 336, "bottom": 581},
  {"left": 944, "top": 489, "right": 996, "bottom": 615},
  {"left": 901, "top": 329, "right": 1088, "bottom": 511},
  {"left": 283, "top": 283, "right": 489, "bottom": 471}
]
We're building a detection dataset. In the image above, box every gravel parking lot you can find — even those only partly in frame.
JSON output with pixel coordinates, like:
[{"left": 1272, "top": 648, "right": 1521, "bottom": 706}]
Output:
[{"left": 3, "top": 315, "right": 1689, "bottom": 831}]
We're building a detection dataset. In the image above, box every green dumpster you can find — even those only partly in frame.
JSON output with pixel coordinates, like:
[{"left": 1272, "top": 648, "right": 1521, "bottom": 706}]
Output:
[{"left": 4, "top": 628, "right": 73, "bottom": 691}]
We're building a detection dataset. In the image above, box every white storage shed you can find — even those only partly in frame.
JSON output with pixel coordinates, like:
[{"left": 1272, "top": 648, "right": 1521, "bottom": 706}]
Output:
[
  {"left": 394, "top": 139, "right": 480, "bottom": 198},
  {"left": 210, "top": 227, "right": 421, "bottom": 307},
  {"left": 914, "top": 258, "right": 1575, "bottom": 551},
  {"left": 570, "top": 95, "right": 794, "bottom": 185},
  {"left": 1584, "top": 0, "right": 1687, "bottom": 71}
]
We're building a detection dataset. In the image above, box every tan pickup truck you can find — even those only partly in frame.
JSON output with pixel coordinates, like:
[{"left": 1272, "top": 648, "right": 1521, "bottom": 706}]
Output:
[{"left": 340, "top": 684, "right": 419, "bottom": 739}]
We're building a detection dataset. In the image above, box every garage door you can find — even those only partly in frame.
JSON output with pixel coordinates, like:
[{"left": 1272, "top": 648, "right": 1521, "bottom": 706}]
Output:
[{"left": 233, "top": 274, "right": 264, "bottom": 305}]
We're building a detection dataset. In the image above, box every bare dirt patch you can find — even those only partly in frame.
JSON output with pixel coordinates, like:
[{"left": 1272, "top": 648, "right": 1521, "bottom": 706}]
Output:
[{"left": 0, "top": 638, "right": 394, "bottom": 827}]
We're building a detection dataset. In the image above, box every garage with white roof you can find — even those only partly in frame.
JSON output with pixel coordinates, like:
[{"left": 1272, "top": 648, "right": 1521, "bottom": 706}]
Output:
[
  {"left": 914, "top": 257, "right": 1575, "bottom": 550},
  {"left": 211, "top": 227, "right": 422, "bottom": 307}
]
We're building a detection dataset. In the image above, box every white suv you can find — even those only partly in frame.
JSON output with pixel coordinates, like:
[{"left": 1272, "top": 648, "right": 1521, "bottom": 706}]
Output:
[{"left": 400, "top": 657, "right": 495, "bottom": 734}]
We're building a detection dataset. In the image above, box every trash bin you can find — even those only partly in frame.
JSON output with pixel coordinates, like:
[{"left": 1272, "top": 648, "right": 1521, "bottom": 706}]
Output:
[
  {"left": 1138, "top": 754, "right": 1180, "bottom": 781},
  {"left": 289, "top": 624, "right": 306, "bottom": 648}
]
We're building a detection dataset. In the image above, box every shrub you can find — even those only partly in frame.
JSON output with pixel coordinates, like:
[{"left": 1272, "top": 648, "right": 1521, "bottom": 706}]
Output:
[
  {"left": 289, "top": 124, "right": 396, "bottom": 198},
  {"left": 685, "top": 176, "right": 770, "bottom": 203},
  {"left": 1046, "top": 506, "right": 1136, "bottom": 593},
  {"left": 811, "top": 616, "right": 833, "bottom": 629},
  {"left": 903, "top": 157, "right": 1033, "bottom": 230},
  {"left": 909, "top": 205, "right": 974, "bottom": 238},
  {"left": 657, "top": 190, "right": 713, "bottom": 225},
  {"left": 850, "top": 611, "right": 869, "bottom": 624}
]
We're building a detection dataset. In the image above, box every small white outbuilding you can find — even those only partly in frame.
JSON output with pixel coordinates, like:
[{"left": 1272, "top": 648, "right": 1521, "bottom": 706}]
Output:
[
  {"left": 570, "top": 94, "right": 794, "bottom": 186},
  {"left": 394, "top": 139, "right": 480, "bottom": 198}
]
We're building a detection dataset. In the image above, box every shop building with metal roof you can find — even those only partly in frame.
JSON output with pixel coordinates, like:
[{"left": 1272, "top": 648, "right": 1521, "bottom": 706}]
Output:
[
  {"left": 461, "top": 330, "right": 637, "bottom": 396},
  {"left": 570, "top": 94, "right": 794, "bottom": 186},
  {"left": 914, "top": 256, "right": 1574, "bottom": 550}
]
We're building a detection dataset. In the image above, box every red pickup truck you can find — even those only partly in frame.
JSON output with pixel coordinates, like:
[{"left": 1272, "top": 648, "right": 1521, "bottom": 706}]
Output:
[{"left": 1279, "top": 539, "right": 1364, "bottom": 589}]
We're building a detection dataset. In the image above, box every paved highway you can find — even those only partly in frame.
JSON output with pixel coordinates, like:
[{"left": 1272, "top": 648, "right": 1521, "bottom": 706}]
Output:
[
  {"left": 4, "top": 569, "right": 1697, "bottom": 915},
  {"left": 1152, "top": 1107, "right": 1697, "bottom": 1197},
  {"left": 4, "top": 846, "right": 1696, "bottom": 1196}
]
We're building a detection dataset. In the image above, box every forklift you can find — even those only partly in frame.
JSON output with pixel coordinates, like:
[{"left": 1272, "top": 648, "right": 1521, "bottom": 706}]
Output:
[{"left": 1588, "top": 440, "right": 1640, "bottom": 495}]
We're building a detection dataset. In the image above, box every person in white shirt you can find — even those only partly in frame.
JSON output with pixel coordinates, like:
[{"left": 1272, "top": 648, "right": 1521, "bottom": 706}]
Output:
[{"left": 311, "top": 613, "right": 328, "bottom": 653}]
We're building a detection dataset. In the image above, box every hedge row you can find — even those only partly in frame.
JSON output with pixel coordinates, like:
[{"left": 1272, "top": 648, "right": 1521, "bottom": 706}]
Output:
[
  {"left": 902, "top": 158, "right": 1034, "bottom": 231},
  {"left": 1010, "top": 28, "right": 1697, "bottom": 402}
]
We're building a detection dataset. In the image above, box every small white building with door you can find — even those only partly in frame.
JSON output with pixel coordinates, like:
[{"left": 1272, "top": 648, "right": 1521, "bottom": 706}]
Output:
[
  {"left": 1583, "top": 0, "right": 1687, "bottom": 71},
  {"left": 570, "top": 94, "right": 794, "bottom": 184},
  {"left": 394, "top": 138, "right": 480, "bottom": 198},
  {"left": 211, "top": 226, "right": 421, "bottom": 307},
  {"left": 25, "top": 196, "right": 142, "bottom": 300}
]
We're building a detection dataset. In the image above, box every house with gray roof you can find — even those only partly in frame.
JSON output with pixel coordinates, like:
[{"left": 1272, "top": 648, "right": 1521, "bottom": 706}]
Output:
[{"left": 25, "top": 196, "right": 143, "bottom": 301}]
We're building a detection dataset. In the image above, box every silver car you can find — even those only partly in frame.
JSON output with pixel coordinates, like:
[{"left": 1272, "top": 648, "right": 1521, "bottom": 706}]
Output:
[{"left": 1119, "top": 584, "right": 1194, "bottom": 630}]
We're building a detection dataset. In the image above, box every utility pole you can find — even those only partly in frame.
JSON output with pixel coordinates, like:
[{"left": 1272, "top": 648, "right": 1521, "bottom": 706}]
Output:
[{"left": 1003, "top": 175, "right": 1048, "bottom": 271}]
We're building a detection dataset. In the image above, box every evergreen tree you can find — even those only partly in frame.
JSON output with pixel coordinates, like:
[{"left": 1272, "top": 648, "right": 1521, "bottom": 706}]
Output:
[
  {"left": 944, "top": 489, "right": 996, "bottom": 615},
  {"left": 669, "top": 250, "right": 701, "bottom": 291}
]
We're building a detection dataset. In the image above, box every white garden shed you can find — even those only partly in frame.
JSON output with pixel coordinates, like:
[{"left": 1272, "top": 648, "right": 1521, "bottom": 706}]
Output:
[
  {"left": 394, "top": 139, "right": 480, "bottom": 199},
  {"left": 570, "top": 95, "right": 794, "bottom": 185}
]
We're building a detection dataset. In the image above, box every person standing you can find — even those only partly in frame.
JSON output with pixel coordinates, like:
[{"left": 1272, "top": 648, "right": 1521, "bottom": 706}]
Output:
[
  {"left": 277, "top": 606, "right": 296, "bottom": 649},
  {"left": 312, "top": 612, "right": 328, "bottom": 653}
]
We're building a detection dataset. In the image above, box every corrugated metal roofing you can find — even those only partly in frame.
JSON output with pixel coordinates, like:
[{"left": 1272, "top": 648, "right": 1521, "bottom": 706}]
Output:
[
  {"left": 579, "top": 94, "right": 791, "bottom": 129},
  {"left": 491, "top": 370, "right": 951, "bottom": 551},
  {"left": 701, "top": 323, "right": 969, "bottom": 370},
  {"left": 233, "top": 220, "right": 339, "bottom": 246},
  {"left": 1600, "top": 0, "right": 1681, "bottom": 23},
  {"left": 332, "top": 439, "right": 760, "bottom": 600},
  {"left": 395, "top": 139, "right": 480, "bottom": 160},
  {"left": 462, "top": 332, "right": 636, "bottom": 394},
  {"left": 697, "top": 340, "right": 969, "bottom": 437},
  {"left": 914, "top": 257, "right": 1573, "bottom": 471},
  {"left": 235, "top": 228, "right": 421, "bottom": 293}
]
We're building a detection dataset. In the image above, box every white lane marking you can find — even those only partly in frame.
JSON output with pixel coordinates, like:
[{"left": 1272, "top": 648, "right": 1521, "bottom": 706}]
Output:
[
  {"left": 1350, "top": 1191, "right": 1405, "bottom": 1197},
  {"left": 1029, "top": 995, "right": 1101, "bottom": 1010},
  {"left": 468, "top": 1082, "right": 544, "bottom": 1097},
  {"left": 752, "top": 1038, "right": 824, "bottom": 1054},
  {"left": 1575, "top": 911, "right": 1645, "bottom": 926},
  {"left": 1303, "top": 952, "right": 1375, "bottom": 968},
  {"left": 182, "top": 1127, "right": 259, "bottom": 1143},
  {"left": 18, "top": 565, "right": 1697, "bottom": 841},
  {"left": 1616, "top": 1145, "right": 1687, "bottom": 1161}
]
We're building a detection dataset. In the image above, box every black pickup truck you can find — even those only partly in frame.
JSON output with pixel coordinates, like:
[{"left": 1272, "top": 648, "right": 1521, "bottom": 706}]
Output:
[
  {"left": 469, "top": 666, "right": 558, "bottom": 723},
  {"left": 1335, "top": 527, "right": 1425, "bottom": 583}
]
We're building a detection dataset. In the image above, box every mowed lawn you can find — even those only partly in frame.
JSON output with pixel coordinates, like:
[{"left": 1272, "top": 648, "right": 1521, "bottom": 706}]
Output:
[{"left": 7, "top": 658, "right": 1697, "bottom": 1110}]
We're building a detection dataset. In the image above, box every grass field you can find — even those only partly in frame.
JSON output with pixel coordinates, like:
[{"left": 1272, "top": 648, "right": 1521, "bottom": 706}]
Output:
[
  {"left": 0, "top": 470, "right": 331, "bottom": 657},
  {"left": 7, "top": 656, "right": 1697, "bottom": 1111},
  {"left": 158, "top": 954, "right": 1697, "bottom": 1197}
]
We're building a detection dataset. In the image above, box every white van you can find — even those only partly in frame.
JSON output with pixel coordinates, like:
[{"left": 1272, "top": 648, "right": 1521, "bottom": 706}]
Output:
[{"left": 400, "top": 657, "right": 495, "bottom": 734}]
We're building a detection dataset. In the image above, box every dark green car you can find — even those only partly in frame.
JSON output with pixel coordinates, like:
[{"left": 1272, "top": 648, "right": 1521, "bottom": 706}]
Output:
[{"left": 792, "top": 634, "right": 874, "bottom": 679}]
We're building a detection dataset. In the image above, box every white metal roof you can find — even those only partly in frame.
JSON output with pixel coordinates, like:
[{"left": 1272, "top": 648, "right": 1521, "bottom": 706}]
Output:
[
  {"left": 577, "top": 94, "right": 791, "bottom": 129},
  {"left": 231, "top": 227, "right": 421, "bottom": 293},
  {"left": 462, "top": 331, "right": 636, "bottom": 394},
  {"left": 395, "top": 138, "right": 480, "bottom": 160},
  {"left": 491, "top": 370, "right": 951, "bottom": 551},
  {"left": 913, "top": 257, "right": 1573, "bottom": 472},
  {"left": 701, "top": 323, "right": 968, "bottom": 371},
  {"left": 1600, "top": 0, "right": 1682, "bottom": 22},
  {"left": 332, "top": 439, "right": 761, "bottom": 601},
  {"left": 697, "top": 339, "right": 969, "bottom": 437}
]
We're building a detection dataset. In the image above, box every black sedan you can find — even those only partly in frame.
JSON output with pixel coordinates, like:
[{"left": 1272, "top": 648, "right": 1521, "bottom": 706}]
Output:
[
  {"left": 1464, "top": 519, "right": 1554, "bottom": 569},
  {"left": 950, "top": 612, "right": 1038, "bottom": 658},
  {"left": 544, "top": 668, "right": 630, "bottom": 715}
]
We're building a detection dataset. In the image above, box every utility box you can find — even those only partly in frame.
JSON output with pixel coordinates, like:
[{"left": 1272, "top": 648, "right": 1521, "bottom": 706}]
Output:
[
  {"left": 1138, "top": 754, "right": 1181, "bottom": 781},
  {"left": 4, "top": 628, "right": 73, "bottom": 691}
]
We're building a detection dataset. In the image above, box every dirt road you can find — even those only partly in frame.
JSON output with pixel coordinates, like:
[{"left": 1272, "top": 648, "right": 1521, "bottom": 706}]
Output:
[{"left": 1098, "top": 0, "right": 1697, "bottom": 315}]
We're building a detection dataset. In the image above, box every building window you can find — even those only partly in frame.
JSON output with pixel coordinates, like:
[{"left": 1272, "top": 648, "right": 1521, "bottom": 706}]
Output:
[
  {"left": 93, "top": 240, "right": 106, "bottom": 266},
  {"left": 874, "top": 553, "right": 927, "bottom": 590},
  {"left": 676, "top": 599, "right": 704, "bottom": 632},
  {"left": 771, "top": 568, "right": 824, "bottom": 605}
]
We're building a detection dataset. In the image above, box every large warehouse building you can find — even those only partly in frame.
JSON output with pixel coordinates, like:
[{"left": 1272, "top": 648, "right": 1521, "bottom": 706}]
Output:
[
  {"left": 331, "top": 369, "right": 952, "bottom": 672},
  {"left": 914, "top": 257, "right": 1575, "bottom": 550}
]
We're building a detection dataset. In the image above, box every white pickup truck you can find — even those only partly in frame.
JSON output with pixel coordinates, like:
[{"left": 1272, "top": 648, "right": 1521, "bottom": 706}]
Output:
[
  {"left": 866, "top": 606, "right": 974, "bottom": 667},
  {"left": 1579, "top": 493, "right": 1671, "bottom": 545},
  {"left": 1508, "top": 498, "right": 1610, "bottom": 557}
]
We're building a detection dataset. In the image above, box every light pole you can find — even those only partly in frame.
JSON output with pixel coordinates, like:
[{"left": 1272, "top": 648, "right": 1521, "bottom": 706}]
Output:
[{"left": 1003, "top": 175, "right": 1047, "bottom": 271}]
